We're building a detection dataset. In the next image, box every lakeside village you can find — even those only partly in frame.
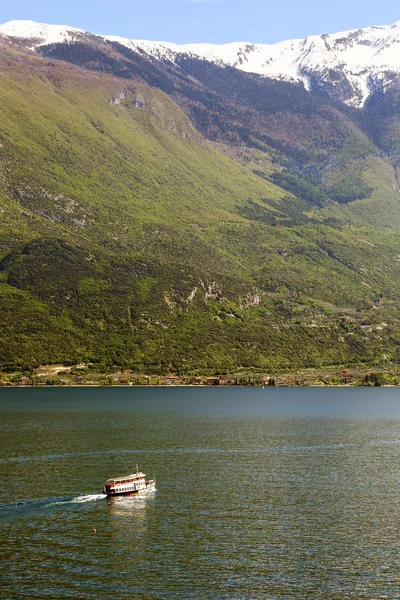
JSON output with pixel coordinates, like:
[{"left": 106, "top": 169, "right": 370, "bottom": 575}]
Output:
[{"left": 2, "top": 364, "right": 400, "bottom": 387}]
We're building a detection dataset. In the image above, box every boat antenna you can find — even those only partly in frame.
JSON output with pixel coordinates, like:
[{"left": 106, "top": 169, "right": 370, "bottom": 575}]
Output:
[{"left": 136, "top": 463, "right": 139, "bottom": 475}]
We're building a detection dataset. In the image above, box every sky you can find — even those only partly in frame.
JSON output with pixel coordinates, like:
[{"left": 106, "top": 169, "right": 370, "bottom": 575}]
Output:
[{"left": 1, "top": 1, "right": 400, "bottom": 44}]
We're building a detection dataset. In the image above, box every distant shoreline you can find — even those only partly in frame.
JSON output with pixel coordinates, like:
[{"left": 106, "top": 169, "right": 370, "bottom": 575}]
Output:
[
  {"left": 1, "top": 365, "right": 398, "bottom": 388},
  {"left": 2, "top": 383, "right": 399, "bottom": 389}
]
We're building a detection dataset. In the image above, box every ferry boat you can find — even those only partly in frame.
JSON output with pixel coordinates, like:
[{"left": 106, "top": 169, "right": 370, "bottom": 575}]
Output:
[{"left": 103, "top": 464, "right": 156, "bottom": 497}]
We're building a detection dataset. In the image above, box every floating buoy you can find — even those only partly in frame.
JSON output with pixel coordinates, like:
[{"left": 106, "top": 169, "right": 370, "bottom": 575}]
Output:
[{"left": 92, "top": 528, "right": 97, "bottom": 534}]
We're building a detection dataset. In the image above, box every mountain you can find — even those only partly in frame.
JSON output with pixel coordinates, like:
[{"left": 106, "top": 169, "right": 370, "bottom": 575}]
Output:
[
  {"left": 4, "top": 19, "right": 400, "bottom": 107},
  {"left": 0, "top": 21, "right": 380, "bottom": 204},
  {"left": 1, "top": 22, "right": 400, "bottom": 374}
]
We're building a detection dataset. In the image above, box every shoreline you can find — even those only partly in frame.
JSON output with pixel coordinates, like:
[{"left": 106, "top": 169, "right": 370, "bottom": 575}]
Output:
[
  {"left": 1, "top": 365, "right": 399, "bottom": 388},
  {"left": 2, "top": 383, "right": 399, "bottom": 388}
]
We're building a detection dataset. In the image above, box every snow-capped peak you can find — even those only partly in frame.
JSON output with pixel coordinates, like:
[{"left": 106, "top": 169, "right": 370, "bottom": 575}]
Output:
[
  {"left": 2, "top": 19, "right": 400, "bottom": 107},
  {"left": 0, "top": 20, "right": 85, "bottom": 47}
]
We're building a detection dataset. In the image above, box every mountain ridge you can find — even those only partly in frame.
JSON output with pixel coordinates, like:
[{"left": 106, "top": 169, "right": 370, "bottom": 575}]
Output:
[{"left": 4, "top": 18, "right": 400, "bottom": 107}]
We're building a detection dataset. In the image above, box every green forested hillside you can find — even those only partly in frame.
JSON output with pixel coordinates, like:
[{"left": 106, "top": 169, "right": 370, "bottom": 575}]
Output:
[
  {"left": 39, "top": 39, "right": 379, "bottom": 208},
  {"left": 2, "top": 40, "right": 400, "bottom": 373}
]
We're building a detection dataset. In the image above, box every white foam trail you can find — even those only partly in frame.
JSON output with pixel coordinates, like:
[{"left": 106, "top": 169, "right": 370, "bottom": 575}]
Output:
[{"left": 71, "top": 494, "right": 105, "bottom": 503}]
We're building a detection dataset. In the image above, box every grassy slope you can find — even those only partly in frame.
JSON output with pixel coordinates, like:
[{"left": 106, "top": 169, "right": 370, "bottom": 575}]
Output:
[
  {"left": 1, "top": 42, "right": 400, "bottom": 372},
  {"left": 38, "top": 40, "right": 379, "bottom": 209}
]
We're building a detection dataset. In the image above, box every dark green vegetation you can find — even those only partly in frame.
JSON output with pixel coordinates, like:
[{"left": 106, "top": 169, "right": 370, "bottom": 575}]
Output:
[{"left": 2, "top": 37, "right": 400, "bottom": 373}]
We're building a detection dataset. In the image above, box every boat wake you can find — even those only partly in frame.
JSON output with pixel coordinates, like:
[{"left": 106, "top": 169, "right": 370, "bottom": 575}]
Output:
[
  {"left": 0, "top": 493, "right": 105, "bottom": 521},
  {"left": 71, "top": 494, "right": 105, "bottom": 503}
]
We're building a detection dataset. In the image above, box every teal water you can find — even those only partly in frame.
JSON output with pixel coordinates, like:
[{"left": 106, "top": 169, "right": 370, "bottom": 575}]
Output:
[{"left": 1, "top": 387, "right": 400, "bottom": 598}]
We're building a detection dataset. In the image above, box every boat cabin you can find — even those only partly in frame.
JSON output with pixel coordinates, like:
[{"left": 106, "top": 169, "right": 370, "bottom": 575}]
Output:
[{"left": 104, "top": 471, "right": 147, "bottom": 495}]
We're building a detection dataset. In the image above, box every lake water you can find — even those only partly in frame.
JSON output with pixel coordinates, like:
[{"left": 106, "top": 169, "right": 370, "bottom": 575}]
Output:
[{"left": 2, "top": 387, "right": 400, "bottom": 598}]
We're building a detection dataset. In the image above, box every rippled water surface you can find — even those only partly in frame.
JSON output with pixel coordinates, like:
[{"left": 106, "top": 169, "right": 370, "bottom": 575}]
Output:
[{"left": 2, "top": 387, "right": 400, "bottom": 598}]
